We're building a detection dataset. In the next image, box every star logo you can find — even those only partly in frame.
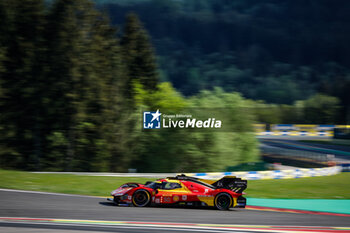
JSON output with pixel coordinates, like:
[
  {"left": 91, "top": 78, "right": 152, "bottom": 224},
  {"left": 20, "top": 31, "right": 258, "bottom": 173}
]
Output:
[
  {"left": 151, "top": 109, "right": 161, "bottom": 122},
  {"left": 143, "top": 110, "right": 162, "bottom": 129}
]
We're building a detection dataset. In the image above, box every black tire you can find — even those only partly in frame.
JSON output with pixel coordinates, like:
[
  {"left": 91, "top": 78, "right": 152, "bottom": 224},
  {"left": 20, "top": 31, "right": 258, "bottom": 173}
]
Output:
[
  {"left": 113, "top": 196, "right": 120, "bottom": 205},
  {"left": 132, "top": 190, "right": 151, "bottom": 207},
  {"left": 214, "top": 193, "right": 232, "bottom": 210}
]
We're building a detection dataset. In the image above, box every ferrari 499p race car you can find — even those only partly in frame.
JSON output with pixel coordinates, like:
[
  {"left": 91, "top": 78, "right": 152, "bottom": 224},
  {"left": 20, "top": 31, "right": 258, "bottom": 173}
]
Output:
[{"left": 108, "top": 174, "right": 247, "bottom": 210}]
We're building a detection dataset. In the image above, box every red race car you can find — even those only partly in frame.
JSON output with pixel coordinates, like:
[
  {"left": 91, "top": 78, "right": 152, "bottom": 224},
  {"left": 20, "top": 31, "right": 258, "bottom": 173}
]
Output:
[{"left": 108, "top": 174, "right": 247, "bottom": 210}]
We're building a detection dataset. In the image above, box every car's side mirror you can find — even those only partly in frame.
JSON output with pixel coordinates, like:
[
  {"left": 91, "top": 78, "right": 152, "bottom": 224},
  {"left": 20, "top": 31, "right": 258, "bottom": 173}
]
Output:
[{"left": 152, "top": 189, "right": 158, "bottom": 194}]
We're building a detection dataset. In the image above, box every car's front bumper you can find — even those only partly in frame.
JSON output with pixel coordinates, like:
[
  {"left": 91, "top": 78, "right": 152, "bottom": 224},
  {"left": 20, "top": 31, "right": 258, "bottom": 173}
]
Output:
[{"left": 107, "top": 196, "right": 132, "bottom": 206}]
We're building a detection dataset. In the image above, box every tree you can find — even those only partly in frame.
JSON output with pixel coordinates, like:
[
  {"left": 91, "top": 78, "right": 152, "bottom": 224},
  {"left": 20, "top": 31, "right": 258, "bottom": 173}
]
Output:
[
  {"left": 0, "top": 0, "right": 46, "bottom": 170},
  {"left": 132, "top": 81, "right": 195, "bottom": 172},
  {"left": 107, "top": 12, "right": 161, "bottom": 172},
  {"left": 297, "top": 94, "right": 341, "bottom": 124},
  {"left": 0, "top": 0, "right": 163, "bottom": 172},
  {"left": 42, "top": 0, "right": 125, "bottom": 171},
  {"left": 189, "top": 88, "right": 259, "bottom": 170},
  {"left": 121, "top": 13, "right": 158, "bottom": 99}
]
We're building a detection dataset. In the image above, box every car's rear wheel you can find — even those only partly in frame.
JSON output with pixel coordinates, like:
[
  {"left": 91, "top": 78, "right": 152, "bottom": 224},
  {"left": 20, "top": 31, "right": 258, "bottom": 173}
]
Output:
[
  {"left": 214, "top": 193, "right": 232, "bottom": 210},
  {"left": 132, "top": 190, "right": 151, "bottom": 207}
]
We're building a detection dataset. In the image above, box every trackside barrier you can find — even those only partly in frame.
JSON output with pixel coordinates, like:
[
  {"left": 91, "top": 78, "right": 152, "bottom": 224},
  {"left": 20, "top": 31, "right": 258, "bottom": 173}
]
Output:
[
  {"left": 340, "top": 163, "right": 350, "bottom": 172},
  {"left": 254, "top": 124, "right": 350, "bottom": 137},
  {"left": 33, "top": 166, "right": 342, "bottom": 180},
  {"left": 185, "top": 166, "right": 342, "bottom": 180}
]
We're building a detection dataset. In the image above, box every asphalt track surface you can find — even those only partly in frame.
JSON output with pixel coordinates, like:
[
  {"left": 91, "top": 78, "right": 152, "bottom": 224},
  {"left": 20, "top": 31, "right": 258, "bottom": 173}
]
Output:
[{"left": 0, "top": 189, "right": 349, "bottom": 232}]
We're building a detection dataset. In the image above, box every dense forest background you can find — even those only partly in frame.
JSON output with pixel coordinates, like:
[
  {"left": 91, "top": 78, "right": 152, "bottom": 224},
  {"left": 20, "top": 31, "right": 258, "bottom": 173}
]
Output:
[
  {"left": 100, "top": 0, "right": 350, "bottom": 119},
  {"left": 0, "top": 0, "right": 349, "bottom": 172},
  {"left": 0, "top": 0, "right": 259, "bottom": 172}
]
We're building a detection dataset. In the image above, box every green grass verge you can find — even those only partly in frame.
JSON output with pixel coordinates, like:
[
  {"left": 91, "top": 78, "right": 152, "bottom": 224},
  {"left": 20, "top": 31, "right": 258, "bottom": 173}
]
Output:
[
  {"left": 246, "top": 173, "right": 350, "bottom": 199},
  {"left": 0, "top": 169, "right": 151, "bottom": 197},
  {"left": 0, "top": 169, "right": 349, "bottom": 199}
]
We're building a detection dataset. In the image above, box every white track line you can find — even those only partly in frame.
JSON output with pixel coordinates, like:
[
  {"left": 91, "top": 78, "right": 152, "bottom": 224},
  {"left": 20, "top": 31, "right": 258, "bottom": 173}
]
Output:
[
  {"left": 0, "top": 220, "right": 260, "bottom": 233},
  {"left": 0, "top": 222, "right": 249, "bottom": 233},
  {"left": 1, "top": 217, "right": 346, "bottom": 233},
  {"left": 0, "top": 188, "right": 104, "bottom": 198}
]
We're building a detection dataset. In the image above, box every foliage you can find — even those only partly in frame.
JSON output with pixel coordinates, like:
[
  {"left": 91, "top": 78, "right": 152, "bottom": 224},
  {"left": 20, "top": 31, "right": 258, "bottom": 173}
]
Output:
[
  {"left": 296, "top": 94, "right": 341, "bottom": 124},
  {"left": 0, "top": 0, "right": 259, "bottom": 172},
  {"left": 100, "top": 0, "right": 350, "bottom": 122},
  {"left": 0, "top": 0, "right": 46, "bottom": 170},
  {"left": 188, "top": 88, "right": 259, "bottom": 170},
  {"left": 0, "top": 0, "right": 126, "bottom": 171},
  {"left": 252, "top": 94, "right": 341, "bottom": 124},
  {"left": 121, "top": 13, "right": 158, "bottom": 96},
  {"left": 0, "top": 0, "right": 345, "bottom": 173},
  {"left": 133, "top": 82, "right": 214, "bottom": 172},
  {"left": 130, "top": 85, "right": 259, "bottom": 172}
]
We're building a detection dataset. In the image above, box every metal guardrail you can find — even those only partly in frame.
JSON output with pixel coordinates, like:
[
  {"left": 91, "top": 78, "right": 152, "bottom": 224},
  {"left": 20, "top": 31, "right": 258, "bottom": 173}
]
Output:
[{"left": 260, "top": 144, "right": 333, "bottom": 163}]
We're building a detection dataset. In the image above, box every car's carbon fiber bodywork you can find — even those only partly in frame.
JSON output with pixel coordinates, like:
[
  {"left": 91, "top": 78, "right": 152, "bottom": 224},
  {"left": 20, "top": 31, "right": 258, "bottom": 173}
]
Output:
[{"left": 109, "top": 174, "right": 247, "bottom": 210}]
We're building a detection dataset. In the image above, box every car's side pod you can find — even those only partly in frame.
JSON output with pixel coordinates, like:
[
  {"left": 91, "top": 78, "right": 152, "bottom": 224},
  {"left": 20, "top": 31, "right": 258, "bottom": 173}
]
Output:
[{"left": 212, "top": 176, "right": 247, "bottom": 193}]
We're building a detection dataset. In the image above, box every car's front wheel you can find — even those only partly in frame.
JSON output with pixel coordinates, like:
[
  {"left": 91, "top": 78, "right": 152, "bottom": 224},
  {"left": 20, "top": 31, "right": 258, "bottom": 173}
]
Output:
[
  {"left": 214, "top": 193, "right": 232, "bottom": 210},
  {"left": 132, "top": 190, "right": 151, "bottom": 207}
]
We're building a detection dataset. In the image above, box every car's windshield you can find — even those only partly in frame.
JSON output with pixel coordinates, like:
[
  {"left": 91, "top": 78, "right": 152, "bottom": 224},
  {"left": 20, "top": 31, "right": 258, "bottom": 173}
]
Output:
[
  {"left": 145, "top": 182, "right": 162, "bottom": 189},
  {"left": 145, "top": 181, "right": 181, "bottom": 190},
  {"left": 163, "top": 182, "right": 181, "bottom": 190}
]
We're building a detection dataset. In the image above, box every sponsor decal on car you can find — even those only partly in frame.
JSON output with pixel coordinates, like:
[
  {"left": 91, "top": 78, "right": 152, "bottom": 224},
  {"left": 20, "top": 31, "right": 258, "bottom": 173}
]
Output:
[
  {"left": 173, "top": 195, "right": 179, "bottom": 202},
  {"left": 162, "top": 197, "right": 171, "bottom": 203}
]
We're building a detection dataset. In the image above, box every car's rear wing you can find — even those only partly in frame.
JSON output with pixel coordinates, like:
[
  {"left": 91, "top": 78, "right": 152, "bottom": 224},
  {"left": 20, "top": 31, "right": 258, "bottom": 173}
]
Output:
[{"left": 199, "top": 176, "right": 247, "bottom": 193}]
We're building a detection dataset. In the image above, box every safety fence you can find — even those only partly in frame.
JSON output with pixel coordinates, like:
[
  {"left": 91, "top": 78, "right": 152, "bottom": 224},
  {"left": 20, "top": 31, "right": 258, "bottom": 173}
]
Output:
[
  {"left": 260, "top": 144, "right": 332, "bottom": 163},
  {"left": 254, "top": 124, "right": 350, "bottom": 137},
  {"left": 259, "top": 143, "right": 340, "bottom": 168},
  {"left": 186, "top": 166, "right": 342, "bottom": 180}
]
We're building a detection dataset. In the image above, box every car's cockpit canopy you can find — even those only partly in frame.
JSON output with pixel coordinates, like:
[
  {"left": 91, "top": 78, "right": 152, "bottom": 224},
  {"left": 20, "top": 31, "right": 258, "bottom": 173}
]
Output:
[{"left": 145, "top": 181, "right": 182, "bottom": 190}]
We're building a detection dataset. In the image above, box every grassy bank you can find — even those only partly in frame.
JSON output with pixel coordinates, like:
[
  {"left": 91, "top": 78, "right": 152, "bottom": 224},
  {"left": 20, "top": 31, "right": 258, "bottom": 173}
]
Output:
[{"left": 0, "top": 169, "right": 349, "bottom": 199}]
